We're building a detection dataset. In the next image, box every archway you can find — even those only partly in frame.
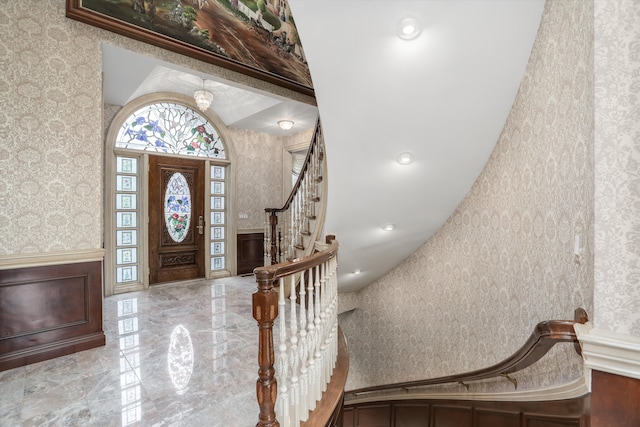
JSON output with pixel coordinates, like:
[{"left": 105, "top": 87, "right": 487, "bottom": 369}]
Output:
[{"left": 104, "top": 93, "right": 237, "bottom": 296}]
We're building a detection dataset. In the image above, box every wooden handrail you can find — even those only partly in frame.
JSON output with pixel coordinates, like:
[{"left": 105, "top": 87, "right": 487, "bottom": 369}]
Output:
[
  {"left": 256, "top": 236, "right": 338, "bottom": 283},
  {"left": 348, "top": 307, "right": 588, "bottom": 396},
  {"left": 253, "top": 235, "right": 340, "bottom": 427},
  {"left": 266, "top": 119, "right": 322, "bottom": 214},
  {"left": 264, "top": 118, "right": 324, "bottom": 264}
]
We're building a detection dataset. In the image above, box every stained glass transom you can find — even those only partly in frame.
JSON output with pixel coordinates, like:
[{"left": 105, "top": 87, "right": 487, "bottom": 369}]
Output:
[
  {"left": 164, "top": 173, "right": 192, "bottom": 243},
  {"left": 116, "top": 103, "right": 225, "bottom": 159}
]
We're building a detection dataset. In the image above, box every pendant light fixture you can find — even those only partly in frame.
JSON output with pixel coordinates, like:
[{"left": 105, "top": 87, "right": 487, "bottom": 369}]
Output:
[{"left": 194, "top": 78, "right": 213, "bottom": 111}]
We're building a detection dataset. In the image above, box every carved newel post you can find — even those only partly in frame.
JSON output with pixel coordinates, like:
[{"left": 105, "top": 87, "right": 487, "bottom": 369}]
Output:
[{"left": 253, "top": 272, "right": 280, "bottom": 427}]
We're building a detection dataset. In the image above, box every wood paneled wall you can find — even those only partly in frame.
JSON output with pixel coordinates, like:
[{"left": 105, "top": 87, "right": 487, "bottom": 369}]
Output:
[
  {"left": 591, "top": 370, "right": 640, "bottom": 427},
  {"left": 0, "top": 261, "right": 105, "bottom": 371},
  {"left": 237, "top": 232, "right": 264, "bottom": 275},
  {"left": 342, "top": 397, "right": 590, "bottom": 427}
]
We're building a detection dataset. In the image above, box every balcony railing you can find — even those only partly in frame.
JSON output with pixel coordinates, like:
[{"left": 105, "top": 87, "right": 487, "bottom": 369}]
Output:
[{"left": 253, "top": 236, "right": 342, "bottom": 426}]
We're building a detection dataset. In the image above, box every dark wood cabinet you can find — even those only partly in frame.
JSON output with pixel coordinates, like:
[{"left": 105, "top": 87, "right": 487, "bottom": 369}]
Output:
[{"left": 237, "top": 232, "right": 265, "bottom": 275}]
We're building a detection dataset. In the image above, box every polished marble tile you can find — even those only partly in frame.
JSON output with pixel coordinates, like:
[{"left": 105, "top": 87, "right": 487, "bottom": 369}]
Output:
[{"left": 0, "top": 276, "right": 260, "bottom": 426}]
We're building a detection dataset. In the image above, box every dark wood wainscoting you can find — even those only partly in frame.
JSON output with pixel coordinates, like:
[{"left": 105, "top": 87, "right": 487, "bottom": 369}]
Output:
[
  {"left": 342, "top": 397, "right": 590, "bottom": 427},
  {"left": 0, "top": 261, "right": 105, "bottom": 371},
  {"left": 237, "top": 232, "right": 264, "bottom": 275},
  {"left": 591, "top": 370, "right": 640, "bottom": 427}
]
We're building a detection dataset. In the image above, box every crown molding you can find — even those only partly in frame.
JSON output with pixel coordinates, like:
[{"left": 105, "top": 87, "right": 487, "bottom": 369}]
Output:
[{"left": 574, "top": 321, "right": 640, "bottom": 381}]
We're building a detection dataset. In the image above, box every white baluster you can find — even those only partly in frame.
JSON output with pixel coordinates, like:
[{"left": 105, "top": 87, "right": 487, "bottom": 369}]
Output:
[
  {"left": 313, "top": 263, "right": 323, "bottom": 402},
  {"left": 288, "top": 275, "right": 300, "bottom": 426},
  {"left": 306, "top": 266, "right": 317, "bottom": 410},
  {"left": 298, "top": 269, "right": 309, "bottom": 420},
  {"left": 277, "top": 277, "right": 290, "bottom": 427},
  {"left": 318, "top": 260, "right": 329, "bottom": 391},
  {"left": 296, "top": 191, "right": 303, "bottom": 247},
  {"left": 264, "top": 216, "right": 269, "bottom": 266},
  {"left": 329, "top": 257, "right": 338, "bottom": 370},
  {"left": 289, "top": 206, "right": 296, "bottom": 258}
]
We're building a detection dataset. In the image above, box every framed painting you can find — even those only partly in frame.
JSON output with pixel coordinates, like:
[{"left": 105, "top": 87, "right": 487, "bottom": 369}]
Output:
[{"left": 66, "top": 0, "right": 314, "bottom": 96}]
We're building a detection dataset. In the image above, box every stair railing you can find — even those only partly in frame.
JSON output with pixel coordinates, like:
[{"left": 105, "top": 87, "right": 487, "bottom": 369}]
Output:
[
  {"left": 253, "top": 236, "right": 340, "bottom": 427},
  {"left": 264, "top": 119, "right": 325, "bottom": 265},
  {"left": 347, "top": 308, "right": 589, "bottom": 399}
]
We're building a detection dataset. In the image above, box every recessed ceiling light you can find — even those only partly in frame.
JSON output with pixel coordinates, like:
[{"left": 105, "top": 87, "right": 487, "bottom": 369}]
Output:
[
  {"left": 397, "top": 17, "right": 421, "bottom": 40},
  {"left": 354, "top": 269, "right": 362, "bottom": 275},
  {"left": 382, "top": 224, "right": 396, "bottom": 231},
  {"left": 397, "top": 152, "right": 414, "bottom": 165}
]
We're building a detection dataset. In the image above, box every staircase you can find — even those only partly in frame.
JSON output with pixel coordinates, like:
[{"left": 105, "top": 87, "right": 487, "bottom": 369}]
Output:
[{"left": 264, "top": 118, "right": 327, "bottom": 265}]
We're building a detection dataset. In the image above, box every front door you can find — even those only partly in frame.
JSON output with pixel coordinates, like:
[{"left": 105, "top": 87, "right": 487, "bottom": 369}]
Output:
[{"left": 149, "top": 156, "right": 205, "bottom": 284}]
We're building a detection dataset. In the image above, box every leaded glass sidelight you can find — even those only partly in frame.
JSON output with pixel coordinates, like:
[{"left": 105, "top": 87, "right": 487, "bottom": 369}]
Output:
[
  {"left": 116, "top": 103, "right": 225, "bottom": 159},
  {"left": 115, "top": 156, "right": 140, "bottom": 285},
  {"left": 164, "top": 173, "right": 192, "bottom": 243},
  {"left": 210, "top": 165, "right": 226, "bottom": 271}
]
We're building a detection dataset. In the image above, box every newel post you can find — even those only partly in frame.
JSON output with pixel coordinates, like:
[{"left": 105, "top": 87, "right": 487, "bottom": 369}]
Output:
[{"left": 253, "top": 273, "right": 280, "bottom": 427}]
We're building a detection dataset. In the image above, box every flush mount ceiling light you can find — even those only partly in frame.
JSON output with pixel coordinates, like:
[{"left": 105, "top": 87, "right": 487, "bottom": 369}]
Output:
[
  {"left": 397, "top": 152, "right": 414, "bottom": 165},
  {"left": 193, "top": 79, "right": 213, "bottom": 111},
  {"left": 382, "top": 224, "right": 396, "bottom": 231},
  {"left": 278, "top": 120, "right": 294, "bottom": 130},
  {"left": 397, "top": 16, "right": 421, "bottom": 40},
  {"left": 353, "top": 269, "right": 362, "bottom": 275}
]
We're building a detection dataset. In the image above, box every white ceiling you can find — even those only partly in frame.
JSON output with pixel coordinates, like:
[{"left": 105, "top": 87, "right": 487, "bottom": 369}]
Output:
[
  {"left": 102, "top": 0, "right": 545, "bottom": 293},
  {"left": 289, "top": 0, "right": 545, "bottom": 292},
  {"left": 102, "top": 44, "right": 319, "bottom": 136}
]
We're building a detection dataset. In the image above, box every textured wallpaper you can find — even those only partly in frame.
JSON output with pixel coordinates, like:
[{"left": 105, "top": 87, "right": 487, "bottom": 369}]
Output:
[
  {"left": 593, "top": 0, "right": 640, "bottom": 335},
  {"left": 0, "top": 0, "right": 310, "bottom": 256},
  {"left": 0, "top": 1, "right": 103, "bottom": 254},
  {"left": 232, "top": 128, "right": 284, "bottom": 230},
  {"left": 340, "top": 0, "right": 595, "bottom": 392}
]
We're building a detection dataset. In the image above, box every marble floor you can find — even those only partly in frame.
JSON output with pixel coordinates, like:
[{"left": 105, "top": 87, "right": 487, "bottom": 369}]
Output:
[{"left": 0, "top": 276, "right": 261, "bottom": 427}]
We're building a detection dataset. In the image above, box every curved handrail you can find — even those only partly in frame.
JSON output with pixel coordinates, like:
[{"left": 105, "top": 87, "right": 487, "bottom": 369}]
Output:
[
  {"left": 266, "top": 118, "right": 322, "bottom": 214},
  {"left": 253, "top": 235, "right": 340, "bottom": 427},
  {"left": 348, "top": 308, "right": 588, "bottom": 396},
  {"left": 255, "top": 237, "right": 338, "bottom": 285},
  {"left": 264, "top": 118, "right": 325, "bottom": 264}
]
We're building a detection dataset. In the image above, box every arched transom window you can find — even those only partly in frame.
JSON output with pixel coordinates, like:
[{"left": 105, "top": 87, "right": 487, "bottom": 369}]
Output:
[{"left": 115, "top": 102, "right": 226, "bottom": 159}]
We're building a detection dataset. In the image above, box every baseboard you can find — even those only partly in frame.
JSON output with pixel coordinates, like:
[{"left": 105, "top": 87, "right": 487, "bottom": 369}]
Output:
[{"left": 0, "top": 332, "right": 106, "bottom": 372}]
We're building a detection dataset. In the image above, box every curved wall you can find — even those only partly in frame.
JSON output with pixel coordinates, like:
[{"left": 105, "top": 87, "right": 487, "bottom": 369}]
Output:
[{"left": 341, "top": 0, "right": 594, "bottom": 392}]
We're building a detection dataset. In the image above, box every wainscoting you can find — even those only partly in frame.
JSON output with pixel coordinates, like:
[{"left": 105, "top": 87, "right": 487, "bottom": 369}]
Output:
[
  {"left": 0, "top": 261, "right": 105, "bottom": 371},
  {"left": 591, "top": 370, "right": 640, "bottom": 427},
  {"left": 342, "top": 397, "right": 590, "bottom": 427}
]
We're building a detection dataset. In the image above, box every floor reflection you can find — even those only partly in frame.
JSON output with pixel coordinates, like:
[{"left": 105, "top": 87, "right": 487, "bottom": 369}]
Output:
[
  {"left": 168, "top": 324, "right": 194, "bottom": 395},
  {"left": 0, "top": 275, "right": 258, "bottom": 427},
  {"left": 118, "top": 298, "right": 143, "bottom": 425}
]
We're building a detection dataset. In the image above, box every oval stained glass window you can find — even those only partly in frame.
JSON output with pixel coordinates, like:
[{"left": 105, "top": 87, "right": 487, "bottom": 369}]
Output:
[{"left": 164, "top": 173, "right": 191, "bottom": 243}]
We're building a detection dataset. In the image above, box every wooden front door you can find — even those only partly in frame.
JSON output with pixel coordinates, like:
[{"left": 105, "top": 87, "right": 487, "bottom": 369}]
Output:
[{"left": 149, "top": 156, "right": 205, "bottom": 284}]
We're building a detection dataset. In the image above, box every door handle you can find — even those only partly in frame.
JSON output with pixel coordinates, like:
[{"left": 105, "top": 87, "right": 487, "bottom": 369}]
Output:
[{"left": 197, "top": 215, "right": 205, "bottom": 235}]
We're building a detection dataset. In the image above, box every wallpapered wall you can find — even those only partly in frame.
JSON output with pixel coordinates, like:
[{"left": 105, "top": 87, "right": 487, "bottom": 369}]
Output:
[
  {"left": 593, "top": 0, "right": 640, "bottom": 335},
  {"left": 0, "top": 1, "right": 310, "bottom": 256},
  {"left": 340, "top": 0, "right": 594, "bottom": 391},
  {"left": 233, "top": 128, "right": 284, "bottom": 230}
]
